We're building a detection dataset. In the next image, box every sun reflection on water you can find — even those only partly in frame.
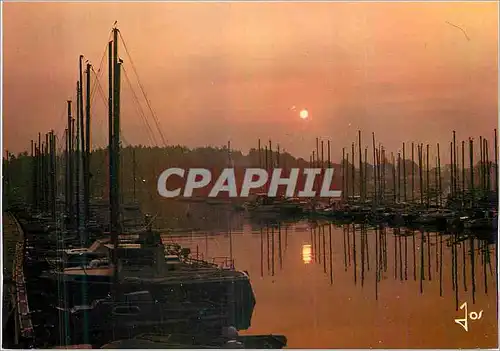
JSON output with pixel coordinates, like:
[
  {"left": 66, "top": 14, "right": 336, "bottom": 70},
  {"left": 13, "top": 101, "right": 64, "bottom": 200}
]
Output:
[{"left": 302, "top": 244, "right": 312, "bottom": 264}]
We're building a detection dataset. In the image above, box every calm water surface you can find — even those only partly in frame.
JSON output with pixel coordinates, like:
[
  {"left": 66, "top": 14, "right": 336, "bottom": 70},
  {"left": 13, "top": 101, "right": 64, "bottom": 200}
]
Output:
[{"left": 162, "top": 213, "right": 498, "bottom": 349}]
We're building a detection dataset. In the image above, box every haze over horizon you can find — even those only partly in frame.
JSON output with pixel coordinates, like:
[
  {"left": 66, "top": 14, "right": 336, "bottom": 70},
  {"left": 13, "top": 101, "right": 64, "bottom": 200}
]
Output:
[{"left": 3, "top": 1, "right": 498, "bottom": 161}]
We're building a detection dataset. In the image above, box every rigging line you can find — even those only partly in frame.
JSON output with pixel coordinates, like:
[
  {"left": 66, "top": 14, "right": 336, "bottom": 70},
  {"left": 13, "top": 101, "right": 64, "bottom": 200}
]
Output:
[
  {"left": 50, "top": 134, "right": 65, "bottom": 161},
  {"left": 91, "top": 67, "right": 154, "bottom": 150},
  {"left": 119, "top": 62, "right": 161, "bottom": 148},
  {"left": 89, "top": 68, "right": 108, "bottom": 135},
  {"left": 90, "top": 105, "right": 105, "bottom": 150},
  {"left": 90, "top": 67, "right": 106, "bottom": 111},
  {"left": 55, "top": 134, "right": 66, "bottom": 154},
  {"left": 116, "top": 130, "right": 157, "bottom": 203},
  {"left": 95, "top": 31, "right": 113, "bottom": 79},
  {"left": 94, "top": 75, "right": 129, "bottom": 154},
  {"left": 89, "top": 66, "right": 101, "bottom": 103},
  {"left": 91, "top": 81, "right": 114, "bottom": 174},
  {"left": 89, "top": 49, "right": 107, "bottom": 102},
  {"left": 54, "top": 109, "right": 66, "bottom": 148},
  {"left": 122, "top": 66, "right": 158, "bottom": 147},
  {"left": 51, "top": 92, "right": 77, "bottom": 148},
  {"left": 87, "top": 30, "right": 113, "bottom": 103},
  {"left": 92, "top": 74, "right": 112, "bottom": 147},
  {"left": 118, "top": 32, "right": 168, "bottom": 147},
  {"left": 91, "top": 68, "right": 121, "bottom": 150},
  {"left": 91, "top": 66, "right": 151, "bottom": 149},
  {"left": 122, "top": 65, "right": 159, "bottom": 147},
  {"left": 54, "top": 103, "right": 68, "bottom": 139}
]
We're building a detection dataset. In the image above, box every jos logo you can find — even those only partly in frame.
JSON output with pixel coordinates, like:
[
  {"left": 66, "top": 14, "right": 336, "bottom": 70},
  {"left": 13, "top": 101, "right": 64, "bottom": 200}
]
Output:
[{"left": 454, "top": 302, "right": 484, "bottom": 332}]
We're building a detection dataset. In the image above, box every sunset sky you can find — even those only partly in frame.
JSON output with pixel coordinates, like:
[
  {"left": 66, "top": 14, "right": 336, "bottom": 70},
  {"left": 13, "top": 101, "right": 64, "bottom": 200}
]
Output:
[{"left": 3, "top": 1, "right": 498, "bottom": 160}]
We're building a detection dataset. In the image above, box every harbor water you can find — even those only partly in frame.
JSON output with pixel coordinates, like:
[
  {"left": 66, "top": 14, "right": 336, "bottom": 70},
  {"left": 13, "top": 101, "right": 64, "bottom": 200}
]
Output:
[{"left": 162, "top": 214, "right": 497, "bottom": 349}]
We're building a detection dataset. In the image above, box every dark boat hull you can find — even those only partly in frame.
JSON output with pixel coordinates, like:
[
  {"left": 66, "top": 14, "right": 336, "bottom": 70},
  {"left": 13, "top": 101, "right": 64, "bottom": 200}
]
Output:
[{"left": 35, "top": 272, "right": 256, "bottom": 346}]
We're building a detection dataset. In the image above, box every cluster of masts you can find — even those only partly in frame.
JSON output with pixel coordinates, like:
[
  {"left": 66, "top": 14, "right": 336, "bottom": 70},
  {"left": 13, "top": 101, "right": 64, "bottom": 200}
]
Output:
[
  {"left": 28, "top": 27, "right": 123, "bottom": 249},
  {"left": 333, "top": 130, "right": 498, "bottom": 207},
  {"left": 63, "top": 57, "right": 93, "bottom": 236},
  {"left": 247, "top": 129, "right": 499, "bottom": 207},
  {"left": 30, "top": 131, "right": 57, "bottom": 220},
  {"left": 255, "top": 139, "right": 292, "bottom": 169},
  {"left": 238, "top": 129, "right": 497, "bottom": 209}
]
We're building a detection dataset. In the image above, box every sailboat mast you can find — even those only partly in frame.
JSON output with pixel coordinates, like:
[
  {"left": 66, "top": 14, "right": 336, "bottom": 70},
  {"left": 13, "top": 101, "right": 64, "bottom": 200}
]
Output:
[
  {"left": 411, "top": 142, "right": 415, "bottom": 203},
  {"left": 45, "top": 136, "right": 49, "bottom": 212},
  {"left": 372, "top": 133, "right": 377, "bottom": 204},
  {"left": 50, "top": 131, "right": 56, "bottom": 221},
  {"left": 113, "top": 27, "right": 122, "bottom": 234},
  {"left": 84, "top": 62, "right": 92, "bottom": 228},
  {"left": 78, "top": 56, "right": 85, "bottom": 236},
  {"left": 71, "top": 118, "right": 76, "bottom": 219},
  {"left": 495, "top": 129, "right": 498, "bottom": 195},
  {"left": 452, "top": 131, "right": 457, "bottom": 196},
  {"left": 258, "top": 139, "right": 261, "bottom": 168},
  {"left": 437, "top": 143, "right": 441, "bottom": 206},
  {"left": 342, "top": 148, "right": 345, "bottom": 201},
  {"left": 75, "top": 80, "right": 81, "bottom": 234},
  {"left": 351, "top": 143, "right": 355, "bottom": 201},
  {"left": 418, "top": 145, "right": 423, "bottom": 205},
  {"left": 67, "top": 101, "right": 74, "bottom": 224},
  {"left": 108, "top": 39, "right": 114, "bottom": 235},
  {"left": 44, "top": 133, "right": 49, "bottom": 213},
  {"left": 104, "top": 26, "right": 121, "bottom": 282},
  {"left": 132, "top": 148, "right": 137, "bottom": 202},
  {"left": 327, "top": 140, "right": 331, "bottom": 171},
  {"left": 358, "top": 131, "right": 363, "bottom": 201},
  {"left": 316, "top": 138, "right": 319, "bottom": 168},
  {"left": 426, "top": 144, "right": 430, "bottom": 208},
  {"left": 64, "top": 128, "right": 69, "bottom": 215},
  {"left": 469, "top": 138, "right": 475, "bottom": 207},
  {"left": 402, "top": 143, "right": 407, "bottom": 203},
  {"left": 397, "top": 152, "right": 401, "bottom": 203},
  {"left": 461, "top": 140, "right": 465, "bottom": 205},
  {"left": 36, "top": 135, "right": 40, "bottom": 211},
  {"left": 108, "top": 26, "right": 122, "bottom": 286},
  {"left": 31, "top": 140, "right": 36, "bottom": 208}
]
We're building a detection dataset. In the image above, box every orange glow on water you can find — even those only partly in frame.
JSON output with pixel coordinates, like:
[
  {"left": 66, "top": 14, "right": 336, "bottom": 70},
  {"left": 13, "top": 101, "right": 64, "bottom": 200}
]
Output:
[{"left": 302, "top": 244, "right": 312, "bottom": 264}]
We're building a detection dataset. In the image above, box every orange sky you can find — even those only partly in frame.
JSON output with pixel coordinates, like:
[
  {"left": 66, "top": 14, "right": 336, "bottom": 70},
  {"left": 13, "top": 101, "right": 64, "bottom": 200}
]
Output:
[{"left": 3, "top": 1, "right": 498, "bottom": 160}]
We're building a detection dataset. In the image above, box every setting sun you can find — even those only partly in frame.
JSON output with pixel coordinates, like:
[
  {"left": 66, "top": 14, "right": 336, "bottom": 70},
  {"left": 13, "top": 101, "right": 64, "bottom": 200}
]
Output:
[{"left": 299, "top": 109, "right": 309, "bottom": 119}]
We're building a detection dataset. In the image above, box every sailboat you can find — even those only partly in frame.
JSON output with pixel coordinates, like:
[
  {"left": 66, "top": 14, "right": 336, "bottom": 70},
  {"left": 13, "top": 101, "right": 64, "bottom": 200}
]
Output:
[{"left": 35, "top": 26, "right": 257, "bottom": 347}]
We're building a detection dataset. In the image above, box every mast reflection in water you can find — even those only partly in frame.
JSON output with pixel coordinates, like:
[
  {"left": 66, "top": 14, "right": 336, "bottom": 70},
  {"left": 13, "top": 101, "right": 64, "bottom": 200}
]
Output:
[
  {"left": 165, "top": 216, "right": 497, "bottom": 349},
  {"left": 302, "top": 244, "right": 312, "bottom": 264}
]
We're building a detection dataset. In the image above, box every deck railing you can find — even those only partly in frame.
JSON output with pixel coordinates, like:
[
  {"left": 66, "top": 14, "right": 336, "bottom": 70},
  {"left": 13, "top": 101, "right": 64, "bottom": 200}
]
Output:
[{"left": 211, "top": 257, "right": 235, "bottom": 270}]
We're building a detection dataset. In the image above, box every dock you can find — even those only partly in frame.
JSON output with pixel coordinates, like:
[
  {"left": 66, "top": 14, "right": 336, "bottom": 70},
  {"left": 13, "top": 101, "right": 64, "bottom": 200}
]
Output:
[{"left": 3, "top": 212, "right": 35, "bottom": 348}]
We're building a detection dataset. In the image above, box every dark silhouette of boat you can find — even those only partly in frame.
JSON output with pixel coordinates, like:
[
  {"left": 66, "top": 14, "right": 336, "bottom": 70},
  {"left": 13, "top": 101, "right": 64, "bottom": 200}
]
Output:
[
  {"left": 100, "top": 330, "right": 287, "bottom": 349},
  {"left": 35, "top": 230, "right": 256, "bottom": 346}
]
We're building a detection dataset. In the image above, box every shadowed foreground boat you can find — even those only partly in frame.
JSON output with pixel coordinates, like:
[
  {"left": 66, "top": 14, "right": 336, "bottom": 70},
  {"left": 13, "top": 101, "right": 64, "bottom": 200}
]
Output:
[{"left": 100, "top": 331, "right": 288, "bottom": 349}]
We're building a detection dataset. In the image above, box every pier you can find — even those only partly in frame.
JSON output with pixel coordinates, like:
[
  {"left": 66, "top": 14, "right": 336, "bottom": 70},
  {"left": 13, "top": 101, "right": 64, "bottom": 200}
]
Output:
[{"left": 3, "top": 212, "right": 34, "bottom": 348}]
